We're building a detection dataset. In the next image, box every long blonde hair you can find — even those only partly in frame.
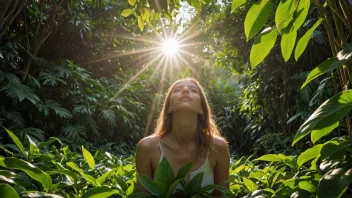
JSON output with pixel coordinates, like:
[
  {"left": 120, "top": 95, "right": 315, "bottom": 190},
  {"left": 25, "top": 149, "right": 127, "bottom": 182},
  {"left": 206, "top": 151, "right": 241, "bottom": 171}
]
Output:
[{"left": 152, "top": 78, "right": 222, "bottom": 157}]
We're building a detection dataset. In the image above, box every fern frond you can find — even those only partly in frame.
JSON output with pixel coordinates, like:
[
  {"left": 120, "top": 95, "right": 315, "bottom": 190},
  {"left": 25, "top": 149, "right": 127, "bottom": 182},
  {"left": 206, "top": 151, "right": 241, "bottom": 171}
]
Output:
[
  {"left": 61, "top": 124, "right": 87, "bottom": 143},
  {"left": 0, "top": 84, "right": 40, "bottom": 104},
  {"left": 73, "top": 105, "right": 91, "bottom": 115},
  {"left": 101, "top": 109, "right": 116, "bottom": 126},
  {"left": 0, "top": 110, "right": 25, "bottom": 127},
  {"left": 0, "top": 70, "right": 21, "bottom": 85},
  {"left": 36, "top": 100, "right": 72, "bottom": 118}
]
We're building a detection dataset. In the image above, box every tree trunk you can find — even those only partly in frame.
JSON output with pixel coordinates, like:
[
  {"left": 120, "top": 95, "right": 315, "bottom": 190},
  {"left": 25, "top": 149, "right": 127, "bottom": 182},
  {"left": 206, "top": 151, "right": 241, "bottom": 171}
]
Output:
[{"left": 0, "top": 0, "right": 27, "bottom": 39}]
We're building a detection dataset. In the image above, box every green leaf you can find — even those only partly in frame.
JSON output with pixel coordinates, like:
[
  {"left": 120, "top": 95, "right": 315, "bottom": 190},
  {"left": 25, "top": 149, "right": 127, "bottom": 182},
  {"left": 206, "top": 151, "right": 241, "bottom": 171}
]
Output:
[
  {"left": 0, "top": 157, "right": 52, "bottom": 192},
  {"left": 175, "top": 162, "right": 192, "bottom": 179},
  {"left": 82, "top": 146, "right": 95, "bottom": 170},
  {"left": 187, "top": 172, "right": 204, "bottom": 195},
  {"left": 128, "top": 0, "right": 136, "bottom": 6},
  {"left": 311, "top": 122, "right": 339, "bottom": 144},
  {"left": 250, "top": 27, "right": 278, "bottom": 68},
  {"left": 243, "top": 177, "right": 258, "bottom": 192},
  {"left": 66, "top": 162, "right": 96, "bottom": 185},
  {"left": 244, "top": 0, "right": 273, "bottom": 40},
  {"left": 0, "top": 184, "right": 19, "bottom": 198},
  {"left": 292, "top": 0, "right": 310, "bottom": 31},
  {"left": 275, "top": 0, "right": 296, "bottom": 33},
  {"left": 4, "top": 127, "right": 27, "bottom": 158},
  {"left": 281, "top": 24, "right": 297, "bottom": 61},
  {"left": 318, "top": 168, "right": 352, "bottom": 198},
  {"left": 295, "top": 19, "right": 323, "bottom": 61},
  {"left": 255, "top": 154, "right": 281, "bottom": 162},
  {"left": 138, "top": 16, "right": 144, "bottom": 31},
  {"left": 21, "top": 192, "right": 63, "bottom": 198},
  {"left": 121, "top": 9, "right": 133, "bottom": 17},
  {"left": 292, "top": 90, "right": 352, "bottom": 146},
  {"left": 154, "top": 157, "right": 175, "bottom": 186},
  {"left": 297, "top": 144, "right": 323, "bottom": 167},
  {"left": 138, "top": 174, "right": 165, "bottom": 196},
  {"left": 231, "top": 0, "right": 246, "bottom": 12},
  {"left": 81, "top": 186, "right": 121, "bottom": 198},
  {"left": 46, "top": 169, "right": 78, "bottom": 185},
  {"left": 166, "top": 178, "right": 182, "bottom": 198},
  {"left": 301, "top": 42, "right": 352, "bottom": 89},
  {"left": 96, "top": 168, "right": 116, "bottom": 185}
]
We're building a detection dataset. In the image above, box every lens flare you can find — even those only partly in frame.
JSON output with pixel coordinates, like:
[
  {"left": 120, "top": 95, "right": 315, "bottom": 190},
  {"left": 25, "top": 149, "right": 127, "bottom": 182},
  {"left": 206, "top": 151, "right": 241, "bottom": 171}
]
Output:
[{"left": 162, "top": 39, "right": 179, "bottom": 56}]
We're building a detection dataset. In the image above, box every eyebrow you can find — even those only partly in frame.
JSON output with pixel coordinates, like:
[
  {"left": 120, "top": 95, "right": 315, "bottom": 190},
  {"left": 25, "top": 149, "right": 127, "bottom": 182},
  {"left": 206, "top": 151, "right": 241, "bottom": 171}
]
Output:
[{"left": 174, "top": 85, "right": 198, "bottom": 89}]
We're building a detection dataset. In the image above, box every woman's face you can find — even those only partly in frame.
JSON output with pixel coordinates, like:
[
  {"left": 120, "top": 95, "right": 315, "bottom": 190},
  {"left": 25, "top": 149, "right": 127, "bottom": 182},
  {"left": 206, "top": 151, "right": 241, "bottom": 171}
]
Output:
[{"left": 168, "top": 80, "right": 203, "bottom": 114}]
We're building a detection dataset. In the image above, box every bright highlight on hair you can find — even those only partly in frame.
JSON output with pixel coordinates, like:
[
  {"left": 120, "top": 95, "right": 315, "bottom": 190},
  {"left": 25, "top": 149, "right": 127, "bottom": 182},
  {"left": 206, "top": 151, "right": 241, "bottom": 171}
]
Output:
[{"left": 162, "top": 39, "right": 179, "bottom": 56}]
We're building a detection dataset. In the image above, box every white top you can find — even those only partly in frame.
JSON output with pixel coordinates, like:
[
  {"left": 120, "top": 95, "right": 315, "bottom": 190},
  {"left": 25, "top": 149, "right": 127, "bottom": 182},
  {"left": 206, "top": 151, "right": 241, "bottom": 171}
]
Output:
[{"left": 157, "top": 140, "right": 214, "bottom": 188}]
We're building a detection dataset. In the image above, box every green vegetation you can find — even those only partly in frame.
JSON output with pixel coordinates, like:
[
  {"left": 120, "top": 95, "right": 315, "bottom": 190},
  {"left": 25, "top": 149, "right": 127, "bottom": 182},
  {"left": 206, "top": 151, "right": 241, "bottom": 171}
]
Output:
[{"left": 1, "top": 0, "right": 352, "bottom": 197}]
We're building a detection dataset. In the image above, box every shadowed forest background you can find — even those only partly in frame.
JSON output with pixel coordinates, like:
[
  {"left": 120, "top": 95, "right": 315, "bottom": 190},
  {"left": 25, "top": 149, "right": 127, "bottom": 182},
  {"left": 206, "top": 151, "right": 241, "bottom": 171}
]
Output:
[{"left": 0, "top": 0, "right": 352, "bottom": 197}]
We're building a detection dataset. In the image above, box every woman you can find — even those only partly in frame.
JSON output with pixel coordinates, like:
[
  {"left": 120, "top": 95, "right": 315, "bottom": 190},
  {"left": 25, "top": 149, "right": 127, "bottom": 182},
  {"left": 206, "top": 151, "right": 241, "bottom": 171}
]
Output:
[{"left": 136, "top": 78, "right": 230, "bottom": 195}]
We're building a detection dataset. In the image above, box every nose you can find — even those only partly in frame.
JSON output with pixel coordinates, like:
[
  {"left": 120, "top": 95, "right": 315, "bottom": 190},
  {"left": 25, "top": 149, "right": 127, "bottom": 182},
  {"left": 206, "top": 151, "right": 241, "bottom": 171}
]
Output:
[{"left": 181, "top": 86, "right": 189, "bottom": 94}]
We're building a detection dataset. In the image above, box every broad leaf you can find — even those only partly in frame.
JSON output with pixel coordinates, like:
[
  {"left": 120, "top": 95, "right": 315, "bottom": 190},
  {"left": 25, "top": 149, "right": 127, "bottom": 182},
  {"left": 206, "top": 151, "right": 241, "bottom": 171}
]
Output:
[
  {"left": 46, "top": 169, "right": 78, "bottom": 185},
  {"left": 311, "top": 122, "right": 339, "bottom": 144},
  {"left": 21, "top": 192, "right": 63, "bottom": 198},
  {"left": 175, "top": 162, "right": 192, "bottom": 179},
  {"left": 96, "top": 169, "right": 116, "bottom": 185},
  {"left": 231, "top": 0, "right": 246, "bottom": 12},
  {"left": 82, "top": 146, "right": 95, "bottom": 170},
  {"left": 292, "top": 0, "right": 310, "bottom": 31},
  {"left": 81, "top": 186, "right": 121, "bottom": 198},
  {"left": 138, "top": 16, "right": 144, "bottom": 31},
  {"left": 281, "top": 24, "right": 297, "bottom": 61},
  {"left": 244, "top": 0, "right": 273, "bottom": 40},
  {"left": 0, "top": 184, "right": 19, "bottom": 198},
  {"left": 128, "top": 0, "right": 136, "bottom": 6},
  {"left": 121, "top": 9, "right": 133, "bottom": 17},
  {"left": 0, "top": 157, "right": 52, "bottom": 192},
  {"left": 295, "top": 19, "right": 323, "bottom": 61},
  {"left": 166, "top": 178, "right": 183, "bottom": 198},
  {"left": 4, "top": 127, "right": 27, "bottom": 158},
  {"left": 275, "top": 0, "right": 296, "bottom": 33},
  {"left": 318, "top": 168, "right": 352, "bottom": 198},
  {"left": 187, "top": 172, "right": 204, "bottom": 195},
  {"left": 301, "top": 42, "right": 352, "bottom": 89},
  {"left": 297, "top": 144, "right": 323, "bottom": 167},
  {"left": 138, "top": 174, "right": 165, "bottom": 196},
  {"left": 292, "top": 90, "right": 352, "bottom": 146},
  {"left": 243, "top": 177, "right": 258, "bottom": 192},
  {"left": 250, "top": 27, "right": 278, "bottom": 68},
  {"left": 154, "top": 157, "right": 175, "bottom": 186},
  {"left": 255, "top": 154, "right": 281, "bottom": 162}
]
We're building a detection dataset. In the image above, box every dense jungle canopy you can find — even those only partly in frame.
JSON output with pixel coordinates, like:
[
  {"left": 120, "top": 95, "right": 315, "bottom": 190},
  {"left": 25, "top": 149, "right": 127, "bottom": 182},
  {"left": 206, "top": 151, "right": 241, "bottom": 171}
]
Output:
[{"left": 0, "top": 0, "right": 352, "bottom": 197}]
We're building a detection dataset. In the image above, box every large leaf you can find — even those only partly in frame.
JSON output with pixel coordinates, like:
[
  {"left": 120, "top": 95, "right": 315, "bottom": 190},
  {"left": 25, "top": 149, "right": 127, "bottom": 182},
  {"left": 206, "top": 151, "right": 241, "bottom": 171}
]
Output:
[
  {"left": 82, "top": 146, "right": 95, "bottom": 170},
  {"left": 81, "top": 186, "right": 121, "bottom": 198},
  {"left": 292, "top": 0, "right": 310, "bottom": 30},
  {"left": 311, "top": 122, "right": 339, "bottom": 144},
  {"left": 297, "top": 144, "right": 323, "bottom": 167},
  {"left": 154, "top": 157, "right": 175, "bottom": 186},
  {"left": 318, "top": 168, "right": 352, "bottom": 198},
  {"left": 231, "top": 0, "right": 246, "bottom": 12},
  {"left": 255, "top": 154, "right": 281, "bottom": 162},
  {"left": 138, "top": 174, "right": 165, "bottom": 196},
  {"left": 295, "top": 19, "right": 323, "bottom": 61},
  {"left": 244, "top": 0, "right": 273, "bottom": 40},
  {"left": 0, "top": 184, "right": 19, "bottom": 198},
  {"left": 4, "top": 127, "right": 27, "bottom": 158},
  {"left": 243, "top": 177, "right": 258, "bottom": 192},
  {"left": 46, "top": 169, "right": 78, "bottom": 185},
  {"left": 0, "top": 157, "right": 52, "bottom": 192},
  {"left": 275, "top": 0, "right": 296, "bottom": 33},
  {"left": 175, "top": 162, "right": 192, "bottom": 179},
  {"left": 301, "top": 42, "right": 352, "bottom": 89},
  {"left": 187, "top": 172, "right": 204, "bottom": 195},
  {"left": 292, "top": 90, "right": 352, "bottom": 146},
  {"left": 250, "top": 27, "right": 278, "bottom": 68},
  {"left": 21, "top": 192, "right": 63, "bottom": 198},
  {"left": 281, "top": 24, "right": 297, "bottom": 61}
]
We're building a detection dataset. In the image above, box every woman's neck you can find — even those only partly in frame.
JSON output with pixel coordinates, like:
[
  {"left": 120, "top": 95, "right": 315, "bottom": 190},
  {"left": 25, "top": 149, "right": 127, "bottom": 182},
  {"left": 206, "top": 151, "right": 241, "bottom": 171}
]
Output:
[{"left": 167, "top": 111, "right": 198, "bottom": 146}]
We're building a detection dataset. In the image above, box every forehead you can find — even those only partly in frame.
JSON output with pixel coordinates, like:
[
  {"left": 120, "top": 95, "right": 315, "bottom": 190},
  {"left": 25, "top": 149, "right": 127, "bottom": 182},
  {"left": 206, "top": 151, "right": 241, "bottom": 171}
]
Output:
[{"left": 174, "top": 80, "right": 198, "bottom": 88}]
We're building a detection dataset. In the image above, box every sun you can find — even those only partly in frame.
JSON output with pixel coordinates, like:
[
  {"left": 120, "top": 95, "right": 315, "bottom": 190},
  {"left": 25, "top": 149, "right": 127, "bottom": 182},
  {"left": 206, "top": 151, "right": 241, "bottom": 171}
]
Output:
[{"left": 162, "top": 39, "right": 180, "bottom": 56}]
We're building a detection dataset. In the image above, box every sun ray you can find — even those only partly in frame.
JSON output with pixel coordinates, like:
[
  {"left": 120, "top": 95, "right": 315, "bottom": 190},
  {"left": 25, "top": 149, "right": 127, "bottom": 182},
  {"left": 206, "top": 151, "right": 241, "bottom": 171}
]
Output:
[{"left": 111, "top": 52, "right": 164, "bottom": 99}]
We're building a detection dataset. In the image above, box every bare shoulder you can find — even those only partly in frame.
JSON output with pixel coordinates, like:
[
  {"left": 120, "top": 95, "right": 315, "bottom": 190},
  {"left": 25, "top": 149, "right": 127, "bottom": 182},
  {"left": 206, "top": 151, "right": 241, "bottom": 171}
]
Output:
[
  {"left": 213, "top": 136, "right": 229, "bottom": 151},
  {"left": 137, "top": 135, "right": 160, "bottom": 151}
]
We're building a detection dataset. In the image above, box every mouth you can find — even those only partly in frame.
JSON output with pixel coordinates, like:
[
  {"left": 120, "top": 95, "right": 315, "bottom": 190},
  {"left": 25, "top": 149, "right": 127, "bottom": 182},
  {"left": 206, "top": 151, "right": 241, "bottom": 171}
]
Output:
[{"left": 180, "top": 96, "right": 193, "bottom": 101}]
